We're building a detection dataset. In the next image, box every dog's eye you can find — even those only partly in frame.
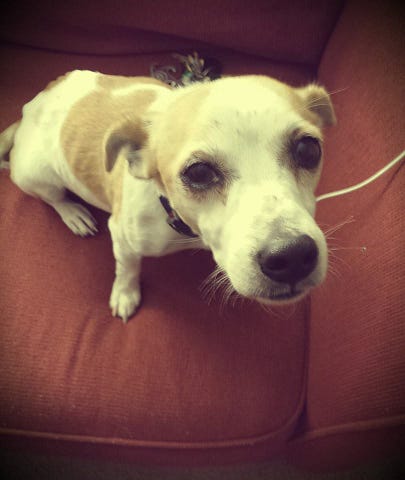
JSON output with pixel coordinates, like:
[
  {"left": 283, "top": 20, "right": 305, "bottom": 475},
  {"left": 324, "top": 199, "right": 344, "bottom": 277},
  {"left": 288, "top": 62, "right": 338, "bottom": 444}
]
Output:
[
  {"left": 293, "top": 136, "right": 321, "bottom": 170},
  {"left": 181, "top": 162, "right": 220, "bottom": 189}
]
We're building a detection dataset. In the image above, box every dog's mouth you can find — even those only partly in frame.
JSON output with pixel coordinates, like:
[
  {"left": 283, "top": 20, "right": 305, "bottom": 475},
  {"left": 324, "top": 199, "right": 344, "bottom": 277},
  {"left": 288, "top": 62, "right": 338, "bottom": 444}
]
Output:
[
  {"left": 270, "top": 290, "right": 302, "bottom": 301},
  {"left": 255, "top": 285, "right": 309, "bottom": 305}
]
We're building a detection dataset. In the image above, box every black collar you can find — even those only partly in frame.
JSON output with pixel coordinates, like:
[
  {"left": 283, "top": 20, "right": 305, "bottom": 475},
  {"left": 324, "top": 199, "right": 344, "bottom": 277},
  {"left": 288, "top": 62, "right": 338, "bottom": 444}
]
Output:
[{"left": 159, "top": 195, "right": 198, "bottom": 238}]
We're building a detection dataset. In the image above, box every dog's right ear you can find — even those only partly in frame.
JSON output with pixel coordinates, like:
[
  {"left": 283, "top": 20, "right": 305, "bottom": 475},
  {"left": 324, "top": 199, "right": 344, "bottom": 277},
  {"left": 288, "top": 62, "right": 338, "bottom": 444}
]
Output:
[
  {"left": 295, "top": 83, "right": 337, "bottom": 127},
  {"left": 104, "top": 120, "right": 154, "bottom": 179}
]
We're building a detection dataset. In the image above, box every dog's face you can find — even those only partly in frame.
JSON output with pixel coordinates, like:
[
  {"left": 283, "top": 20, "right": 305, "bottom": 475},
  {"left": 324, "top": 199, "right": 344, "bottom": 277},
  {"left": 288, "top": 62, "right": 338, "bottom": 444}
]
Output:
[{"left": 132, "top": 76, "right": 335, "bottom": 304}]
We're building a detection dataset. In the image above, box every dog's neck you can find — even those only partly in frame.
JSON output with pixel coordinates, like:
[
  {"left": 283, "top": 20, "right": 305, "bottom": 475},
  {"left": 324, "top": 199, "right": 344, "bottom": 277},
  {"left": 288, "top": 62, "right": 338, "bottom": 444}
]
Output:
[{"left": 159, "top": 195, "right": 198, "bottom": 238}]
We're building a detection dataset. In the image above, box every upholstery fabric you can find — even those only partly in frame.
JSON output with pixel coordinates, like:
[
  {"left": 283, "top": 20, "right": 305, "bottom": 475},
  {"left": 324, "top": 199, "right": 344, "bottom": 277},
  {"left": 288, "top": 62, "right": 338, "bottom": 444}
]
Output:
[
  {"left": 288, "top": 0, "right": 405, "bottom": 470},
  {"left": 1, "top": 0, "right": 343, "bottom": 64},
  {"left": 0, "top": 171, "right": 308, "bottom": 459},
  {"left": 0, "top": 0, "right": 404, "bottom": 470},
  {"left": 0, "top": 43, "right": 312, "bottom": 464}
]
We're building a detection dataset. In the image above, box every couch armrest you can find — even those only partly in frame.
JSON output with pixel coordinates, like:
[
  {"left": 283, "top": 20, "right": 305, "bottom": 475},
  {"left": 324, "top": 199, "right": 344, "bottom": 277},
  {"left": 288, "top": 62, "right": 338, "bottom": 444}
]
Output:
[{"left": 289, "top": 0, "right": 405, "bottom": 470}]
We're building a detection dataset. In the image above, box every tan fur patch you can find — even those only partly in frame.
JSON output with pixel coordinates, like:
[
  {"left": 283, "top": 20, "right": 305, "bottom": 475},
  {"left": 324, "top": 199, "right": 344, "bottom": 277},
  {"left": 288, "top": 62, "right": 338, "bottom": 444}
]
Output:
[
  {"left": 243, "top": 75, "right": 331, "bottom": 127},
  {"left": 145, "top": 84, "right": 211, "bottom": 231},
  {"left": 61, "top": 76, "right": 167, "bottom": 216},
  {"left": 153, "top": 84, "right": 211, "bottom": 181}
]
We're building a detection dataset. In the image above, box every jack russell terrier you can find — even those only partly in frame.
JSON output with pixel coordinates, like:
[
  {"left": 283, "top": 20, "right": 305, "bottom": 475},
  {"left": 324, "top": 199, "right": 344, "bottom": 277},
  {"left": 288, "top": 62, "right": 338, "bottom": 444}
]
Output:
[{"left": 0, "top": 71, "right": 335, "bottom": 322}]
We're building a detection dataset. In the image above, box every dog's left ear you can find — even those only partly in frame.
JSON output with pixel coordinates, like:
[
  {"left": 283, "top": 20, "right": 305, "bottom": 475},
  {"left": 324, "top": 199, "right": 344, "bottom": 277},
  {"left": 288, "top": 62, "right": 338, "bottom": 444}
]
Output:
[
  {"left": 295, "top": 84, "right": 337, "bottom": 127},
  {"left": 104, "top": 120, "right": 155, "bottom": 178}
]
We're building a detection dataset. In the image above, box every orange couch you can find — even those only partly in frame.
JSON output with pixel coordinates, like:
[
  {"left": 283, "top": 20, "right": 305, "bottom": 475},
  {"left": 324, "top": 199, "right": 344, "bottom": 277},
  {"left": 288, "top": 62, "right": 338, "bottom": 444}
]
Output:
[{"left": 0, "top": 0, "right": 404, "bottom": 471}]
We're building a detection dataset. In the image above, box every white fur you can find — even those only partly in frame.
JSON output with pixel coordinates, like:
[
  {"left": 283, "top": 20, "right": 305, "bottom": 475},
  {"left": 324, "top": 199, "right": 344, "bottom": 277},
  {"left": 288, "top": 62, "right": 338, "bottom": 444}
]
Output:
[
  {"left": 147, "top": 77, "right": 330, "bottom": 304},
  {"left": 3, "top": 71, "right": 334, "bottom": 321},
  {"left": 109, "top": 174, "right": 207, "bottom": 320},
  {"left": 10, "top": 71, "right": 106, "bottom": 208}
]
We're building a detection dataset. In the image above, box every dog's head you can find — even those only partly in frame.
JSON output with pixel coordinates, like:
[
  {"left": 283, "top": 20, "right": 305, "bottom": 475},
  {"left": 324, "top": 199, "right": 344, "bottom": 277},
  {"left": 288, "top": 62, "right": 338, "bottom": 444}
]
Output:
[{"left": 110, "top": 76, "right": 336, "bottom": 304}]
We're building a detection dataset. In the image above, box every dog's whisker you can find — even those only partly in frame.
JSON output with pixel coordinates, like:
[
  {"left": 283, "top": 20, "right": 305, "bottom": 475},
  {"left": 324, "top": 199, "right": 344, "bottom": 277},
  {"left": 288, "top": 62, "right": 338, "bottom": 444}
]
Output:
[
  {"left": 258, "top": 302, "right": 271, "bottom": 315},
  {"left": 213, "top": 280, "right": 230, "bottom": 307},
  {"left": 260, "top": 301, "right": 284, "bottom": 320},
  {"left": 306, "top": 87, "right": 348, "bottom": 108},
  {"left": 322, "top": 86, "right": 349, "bottom": 98},
  {"left": 212, "top": 273, "right": 240, "bottom": 315},
  {"left": 280, "top": 302, "right": 298, "bottom": 321},
  {"left": 200, "top": 266, "right": 230, "bottom": 306},
  {"left": 322, "top": 215, "right": 355, "bottom": 238},
  {"left": 202, "top": 266, "right": 226, "bottom": 288},
  {"left": 329, "top": 253, "right": 349, "bottom": 267},
  {"left": 327, "top": 264, "right": 342, "bottom": 280},
  {"left": 228, "top": 287, "right": 241, "bottom": 310},
  {"left": 221, "top": 286, "right": 230, "bottom": 311},
  {"left": 328, "top": 249, "right": 345, "bottom": 262},
  {"left": 325, "top": 234, "right": 342, "bottom": 242},
  {"left": 330, "top": 255, "right": 351, "bottom": 271},
  {"left": 220, "top": 282, "right": 235, "bottom": 313},
  {"left": 229, "top": 293, "right": 239, "bottom": 310},
  {"left": 330, "top": 246, "right": 367, "bottom": 252},
  {"left": 329, "top": 246, "right": 365, "bottom": 267},
  {"left": 231, "top": 291, "right": 241, "bottom": 309},
  {"left": 327, "top": 255, "right": 344, "bottom": 278},
  {"left": 328, "top": 247, "right": 344, "bottom": 256},
  {"left": 327, "top": 263, "right": 341, "bottom": 279},
  {"left": 248, "top": 286, "right": 281, "bottom": 319},
  {"left": 306, "top": 101, "right": 331, "bottom": 109}
]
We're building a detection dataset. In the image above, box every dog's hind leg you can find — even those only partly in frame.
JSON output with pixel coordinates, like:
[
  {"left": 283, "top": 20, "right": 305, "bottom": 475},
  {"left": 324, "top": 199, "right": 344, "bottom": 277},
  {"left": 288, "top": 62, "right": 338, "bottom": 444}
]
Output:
[
  {"left": 10, "top": 163, "right": 98, "bottom": 237},
  {"left": 51, "top": 197, "right": 98, "bottom": 237}
]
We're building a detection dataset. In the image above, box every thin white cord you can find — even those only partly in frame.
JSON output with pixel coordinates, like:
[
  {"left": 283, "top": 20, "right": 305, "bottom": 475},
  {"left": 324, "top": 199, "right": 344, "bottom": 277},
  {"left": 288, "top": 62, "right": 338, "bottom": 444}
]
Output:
[{"left": 316, "top": 150, "right": 404, "bottom": 202}]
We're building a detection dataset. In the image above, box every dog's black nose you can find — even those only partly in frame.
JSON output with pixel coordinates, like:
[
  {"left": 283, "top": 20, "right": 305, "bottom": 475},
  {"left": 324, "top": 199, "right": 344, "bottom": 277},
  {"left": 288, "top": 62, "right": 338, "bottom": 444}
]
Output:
[{"left": 259, "top": 235, "right": 318, "bottom": 285}]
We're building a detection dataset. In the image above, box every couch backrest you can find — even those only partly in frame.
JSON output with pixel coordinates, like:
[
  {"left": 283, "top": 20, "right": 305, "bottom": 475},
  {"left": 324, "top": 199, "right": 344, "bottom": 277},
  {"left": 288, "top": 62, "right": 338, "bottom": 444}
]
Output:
[{"left": 2, "top": 0, "right": 343, "bottom": 66}]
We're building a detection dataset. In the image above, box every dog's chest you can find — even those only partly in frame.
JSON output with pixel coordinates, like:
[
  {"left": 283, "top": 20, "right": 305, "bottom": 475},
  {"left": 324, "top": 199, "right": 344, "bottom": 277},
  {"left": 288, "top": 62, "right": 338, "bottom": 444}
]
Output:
[{"left": 118, "top": 174, "right": 204, "bottom": 256}]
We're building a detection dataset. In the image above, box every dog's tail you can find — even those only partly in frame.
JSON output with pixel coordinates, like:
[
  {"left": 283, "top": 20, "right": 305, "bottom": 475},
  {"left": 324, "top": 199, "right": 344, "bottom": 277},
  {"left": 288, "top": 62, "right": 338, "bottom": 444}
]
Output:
[{"left": 0, "top": 121, "right": 19, "bottom": 170}]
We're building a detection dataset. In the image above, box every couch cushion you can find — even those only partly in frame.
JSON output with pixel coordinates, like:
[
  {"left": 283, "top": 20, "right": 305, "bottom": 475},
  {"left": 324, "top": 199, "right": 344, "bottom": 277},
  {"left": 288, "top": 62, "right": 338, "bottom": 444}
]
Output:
[
  {"left": 0, "top": 45, "right": 312, "bottom": 464},
  {"left": 0, "top": 173, "right": 308, "bottom": 461},
  {"left": 288, "top": 0, "right": 405, "bottom": 470},
  {"left": 1, "top": 0, "right": 343, "bottom": 65}
]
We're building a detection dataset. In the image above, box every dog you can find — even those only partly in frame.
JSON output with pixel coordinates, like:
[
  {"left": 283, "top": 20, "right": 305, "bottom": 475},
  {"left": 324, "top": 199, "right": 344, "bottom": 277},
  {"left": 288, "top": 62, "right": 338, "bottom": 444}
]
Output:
[{"left": 0, "top": 71, "right": 335, "bottom": 322}]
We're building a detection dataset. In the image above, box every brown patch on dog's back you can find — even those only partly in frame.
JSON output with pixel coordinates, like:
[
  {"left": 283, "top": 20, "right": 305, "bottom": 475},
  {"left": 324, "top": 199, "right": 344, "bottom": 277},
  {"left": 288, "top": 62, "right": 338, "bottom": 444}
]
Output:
[{"left": 61, "top": 76, "right": 168, "bottom": 214}]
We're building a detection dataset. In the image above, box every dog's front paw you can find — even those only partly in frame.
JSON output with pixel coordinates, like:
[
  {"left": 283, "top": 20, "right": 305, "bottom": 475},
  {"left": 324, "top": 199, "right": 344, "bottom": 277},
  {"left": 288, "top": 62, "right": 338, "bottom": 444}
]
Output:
[{"left": 109, "top": 281, "right": 141, "bottom": 323}]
